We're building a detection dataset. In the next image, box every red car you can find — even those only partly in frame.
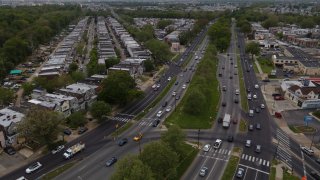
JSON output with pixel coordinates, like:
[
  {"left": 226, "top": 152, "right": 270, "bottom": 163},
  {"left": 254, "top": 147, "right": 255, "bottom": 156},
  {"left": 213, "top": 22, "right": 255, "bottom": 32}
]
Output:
[
  {"left": 274, "top": 96, "right": 284, "bottom": 100},
  {"left": 275, "top": 112, "right": 282, "bottom": 118}
]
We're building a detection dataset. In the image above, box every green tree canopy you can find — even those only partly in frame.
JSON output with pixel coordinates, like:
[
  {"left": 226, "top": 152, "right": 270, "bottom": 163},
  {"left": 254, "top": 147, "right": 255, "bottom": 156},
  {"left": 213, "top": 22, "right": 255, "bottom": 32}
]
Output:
[
  {"left": 98, "top": 71, "right": 143, "bottom": 105},
  {"left": 0, "top": 87, "right": 14, "bottom": 106},
  {"left": 143, "top": 59, "right": 155, "bottom": 72},
  {"left": 17, "top": 108, "right": 63, "bottom": 146},
  {"left": 161, "top": 125, "right": 186, "bottom": 159},
  {"left": 66, "top": 111, "right": 86, "bottom": 128},
  {"left": 245, "top": 41, "right": 260, "bottom": 60},
  {"left": 68, "top": 62, "right": 78, "bottom": 73},
  {"left": 105, "top": 57, "right": 120, "bottom": 69},
  {"left": 111, "top": 154, "right": 155, "bottom": 180},
  {"left": 183, "top": 89, "right": 206, "bottom": 115},
  {"left": 156, "top": 19, "right": 173, "bottom": 29},
  {"left": 22, "top": 82, "right": 36, "bottom": 96},
  {"left": 90, "top": 101, "right": 111, "bottom": 123},
  {"left": 145, "top": 39, "right": 173, "bottom": 64},
  {"left": 139, "top": 141, "right": 179, "bottom": 180},
  {"left": 208, "top": 18, "right": 231, "bottom": 52}
]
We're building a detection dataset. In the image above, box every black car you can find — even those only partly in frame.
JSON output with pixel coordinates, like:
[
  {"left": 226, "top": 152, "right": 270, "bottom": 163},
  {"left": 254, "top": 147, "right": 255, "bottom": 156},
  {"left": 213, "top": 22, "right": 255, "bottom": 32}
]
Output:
[
  {"left": 63, "top": 128, "right": 72, "bottom": 135},
  {"left": 248, "top": 124, "right": 254, "bottom": 131},
  {"left": 227, "top": 135, "right": 234, "bottom": 142},
  {"left": 175, "top": 81, "right": 179, "bottom": 85},
  {"left": 175, "top": 95, "right": 180, "bottom": 100},
  {"left": 230, "top": 76, "right": 233, "bottom": 79},
  {"left": 222, "top": 66, "right": 225, "bottom": 69},
  {"left": 234, "top": 98, "right": 239, "bottom": 103},
  {"left": 218, "top": 73, "right": 222, "bottom": 77},
  {"left": 218, "top": 117, "right": 223, "bottom": 123},
  {"left": 78, "top": 127, "right": 88, "bottom": 134},
  {"left": 247, "top": 88, "right": 251, "bottom": 92},
  {"left": 255, "top": 107, "right": 260, "bottom": 113},
  {"left": 106, "top": 157, "right": 117, "bottom": 167},
  {"left": 222, "top": 102, "right": 226, "bottom": 107},
  {"left": 118, "top": 138, "right": 128, "bottom": 146},
  {"left": 4, "top": 146, "right": 16, "bottom": 155},
  {"left": 152, "top": 119, "right": 160, "bottom": 127},
  {"left": 162, "top": 101, "right": 168, "bottom": 107},
  {"left": 311, "top": 171, "right": 320, "bottom": 180}
]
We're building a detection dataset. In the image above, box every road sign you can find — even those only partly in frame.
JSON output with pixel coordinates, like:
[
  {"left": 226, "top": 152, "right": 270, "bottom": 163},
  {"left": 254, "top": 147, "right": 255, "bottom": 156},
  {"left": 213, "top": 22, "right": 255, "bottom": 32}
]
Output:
[{"left": 304, "top": 116, "right": 313, "bottom": 122}]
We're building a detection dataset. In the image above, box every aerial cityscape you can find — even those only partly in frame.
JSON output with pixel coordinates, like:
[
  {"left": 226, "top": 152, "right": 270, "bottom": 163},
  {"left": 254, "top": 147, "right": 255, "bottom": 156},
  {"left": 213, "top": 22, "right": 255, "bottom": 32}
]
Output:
[{"left": 0, "top": 0, "right": 319, "bottom": 180}]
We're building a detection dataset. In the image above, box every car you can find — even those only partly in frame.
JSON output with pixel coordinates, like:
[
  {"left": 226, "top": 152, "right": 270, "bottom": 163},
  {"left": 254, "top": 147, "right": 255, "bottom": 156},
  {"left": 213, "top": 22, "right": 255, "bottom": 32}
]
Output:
[
  {"left": 253, "top": 94, "right": 257, "bottom": 99},
  {"left": 156, "top": 111, "right": 163, "bottom": 117},
  {"left": 247, "top": 88, "right": 251, "bottom": 92},
  {"left": 218, "top": 73, "right": 222, "bottom": 77},
  {"left": 316, "top": 158, "right": 320, "bottom": 164},
  {"left": 262, "top": 79, "right": 270, "bottom": 82},
  {"left": 182, "top": 84, "right": 187, "bottom": 89},
  {"left": 234, "top": 71, "right": 238, "bottom": 75},
  {"left": 218, "top": 117, "right": 223, "bottom": 123},
  {"left": 256, "top": 123, "right": 261, "bottom": 130},
  {"left": 213, "top": 139, "right": 222, "bottom": 149},
  {"left": 106, "top": 157, "right": 117, "bottom": 167},
  {"left": 186, "top": 79, "right": 190, "bottom": 83},
  {"left": 16, "top": 176, "right": 28, "bottom": 180},
  {"left": 230, "top": 76, "right": 233, "bottom": 79},
  {"left": 118, "top": 138, "right": 128, "bottom": 146},
  {"left": 78, "top": 127, "right": 88, "bottom": 134},
  {"left": 234, "top": 98, "right": 239, "bottom": 104},
  {"left": 166, "top": 106, "right": 172, "bottom": 112},
  {"left": 175, "top": 95, "right": 180, "bottom": 100},
  {"left": 310, "top": 171, "right": 320, "bottom": 180},
  {"left": 133, "top": 133, "right": 143, "bottom": 141},
  {"left": 63, "top": 128, "right": 72, "bottom": 135},
  {"left": 203, "top": 144, "right": 211, "bottom": 152},
  {"left": 255, "top": 107, "right": 260, "bottom": 113},
  {"left": 156, "top": 84, "right": 161, "bottom": 88},
  {"left": 175, "top": 81, "right": 179, "bottom": 85},
  {"left": 231, "top": 61, "right": 233, "bottom": 65},
  {"left": 162, "top": 101, "right": 168, "bottom": 107},
  {"left": 222, "top": 102, "right": 226, "bottom": 107},
  {"left": 255, "top": 145, "right": 261, "bottom": 153},
  {"left": 152, "top": 119, "right": 160, "bottom": 127},
  {"left": 199, "top": 167, "right": 208, "bottom": 177},
  {"left": 236, "top": 168, "right": 245, "bottom": 178},
  {"left": 245, "top": 140, "right": 251, "bottom": 147},
  {"left": 4, "top": 146, "right": 16, "bottom": 155},
  {"left": 233, "top": 118, "right": 238, "bottom": 124},
  {"left": 172, "top": 91, "right": 176, "bottom": 96},
  {"left": 261, "top": 104, "right": 265, "bottom": 109},
  {"left": 167, "top": 77, "right": 171, "bottom": 81},
  {"left": 25, "top": 162, "right": 42, "bottom": 174},
  {"left": 222, "top": 66, "right": 225, "bottom": 69},
  {"left": 180, "top": 73, "right": 183, "bottom": 77},
  {"left": 254, "top": 84, "right": 259, "bottom": 89},
  {"left": 234, "top": 65, "right": 238, "bottom": 68},
  {"left": 248, "top": 124, "right": 254, "bottom": 131},
  {"left": 235, "top": 89, "right": 240, "bottom": 95},
  {"left": 222, "top": 86, "right": 227, "bottom": 91},
  {"left": 301, "top": 146, "right": 314, "bottom": 156},
  {"left": 51, "top": 145, "right": 65, "bottom": 154},
  {"left": 227, "top": 135, "right": 234, "bottom": 142}
]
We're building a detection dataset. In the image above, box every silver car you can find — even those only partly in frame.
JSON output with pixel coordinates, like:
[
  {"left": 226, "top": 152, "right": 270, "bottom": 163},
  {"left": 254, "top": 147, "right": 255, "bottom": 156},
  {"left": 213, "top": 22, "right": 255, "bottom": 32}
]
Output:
[
  {"left": 51, "top": 145, "right": 65, "bottom": 154},
  {"left": 199, "top": 167, "right": 208, "bottom": 177},
  {"left": 25, "top": 162, "right": 42, "bottom": 174}
]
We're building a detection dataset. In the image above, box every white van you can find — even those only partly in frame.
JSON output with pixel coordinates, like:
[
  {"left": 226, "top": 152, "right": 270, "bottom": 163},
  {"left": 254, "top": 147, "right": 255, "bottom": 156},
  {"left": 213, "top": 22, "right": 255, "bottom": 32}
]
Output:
[
  {"left": 245, "top": 140, "right": 251, "bottom": 147},
  {"left": 247, "top": 93, "right": 252, "bottom": 100},
  {"left": 249, "top": 110, "right": 254, "bottom": 117}
]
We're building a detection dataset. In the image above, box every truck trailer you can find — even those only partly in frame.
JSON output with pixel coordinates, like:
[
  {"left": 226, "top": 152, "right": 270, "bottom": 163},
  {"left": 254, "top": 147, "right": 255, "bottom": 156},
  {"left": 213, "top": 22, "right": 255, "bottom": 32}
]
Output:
[
  {"left": 222, "top": 114, "right": 231, "bottom": 128},
  {"left": 63, "top": 142, "right": 85, "bottom": 159}
]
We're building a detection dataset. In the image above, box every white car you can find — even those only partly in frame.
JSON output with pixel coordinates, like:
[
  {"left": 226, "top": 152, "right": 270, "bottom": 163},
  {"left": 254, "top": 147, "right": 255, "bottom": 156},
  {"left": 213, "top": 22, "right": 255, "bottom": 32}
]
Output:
[
  {"left": 199, "top": 167, "right": 208, "bottom": 177},
  {"left": 213, "top": 139, "right": 222, "bottom": 149},
  {"left": 261, "top": 104, "right": 265, "bottom": 109},
  {"left": 167, "top": 77, "right": 171, "bottom": 81},
  {"left": 166, "top": 106, "right": 172, "bottom": 112},
  {"left": 235, "top": 89, "right": 240, "bottom": 95},
  {"left": 255, "top": 84, "right": 259, "bottom": 89},
  {"left": 172, "top": 91, "right": 176, "bottom": 96},
  {"left": 203, "top": 144, "right": 211, "bottom": 152},
  {"left": 253, "top": 94, "right": 257, "bottom": 99},
  {"left": 301, "top": 146, "right": 314, "bottom": 156},
  {"left": 51, "top": 145, "right": 65, "bottom": 154},
  {"left": 156, "top": 111, "right": 163, "bottom": 118},
  {"left": 156, "top": 84, "right": 161, "bottom": 88},
  {"left": 182, "top": 84, "right": 187, "bottom": 89},
  {"left": 25, "top": 162, "right": 42, "bottom": 174}
]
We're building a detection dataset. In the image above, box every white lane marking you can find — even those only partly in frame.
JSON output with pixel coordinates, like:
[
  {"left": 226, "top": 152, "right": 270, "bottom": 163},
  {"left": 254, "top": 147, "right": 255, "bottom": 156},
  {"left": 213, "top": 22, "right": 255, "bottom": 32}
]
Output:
[
  {"left": 254, "top": 170, "right": 259, "bottom": 180},
  {"left": 228, "top": 150, "right": 231, "bottom": 156},
  {"left": 245, "top": 155, "right": 248, "bottom": 160},
  {"left": 242, "top": 154, "right": 245, "bottom": 159},
  {"left": 198, "top": 154, "right": 229, "bottom": 162},
  {"left": 252, "top": 157, "right": 255, "bottom": 162},
  {"left": 249, "top": 156, "right": 252, "bottom": 161},
  {"left": 238, "top": 163, "right": 270, "bottom": 175},
  {"left": 218, "top": 149, "right": 222, "bottom": 153},
  {"left": 263, "top": 160, "right": 266, "bottom": 166},
  {"left": 259, "top": 159, "right": 262, "bottom": 165},
  {"left": 266, "top": 161, "right": 270, "bottom": 167}
]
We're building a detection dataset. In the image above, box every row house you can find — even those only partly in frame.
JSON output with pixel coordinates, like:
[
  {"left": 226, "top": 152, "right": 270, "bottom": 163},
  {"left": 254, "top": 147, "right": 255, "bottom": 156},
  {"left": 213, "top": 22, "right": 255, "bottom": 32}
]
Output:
[{"left": 285, "top": 83, "right": 320, "bottom": 109}]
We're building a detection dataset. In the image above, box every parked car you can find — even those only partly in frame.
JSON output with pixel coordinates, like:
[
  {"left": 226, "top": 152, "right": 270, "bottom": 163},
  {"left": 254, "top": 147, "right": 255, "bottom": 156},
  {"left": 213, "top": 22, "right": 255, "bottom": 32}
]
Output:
[
  {"left": 25, "top": 162, "right": 42, "bottom": 174},
  {"left": 301, "top": 146, "right": 314, "bottom": 156},
  {"left": 4, "top": 146, "right": 16, "bottom": 155},
  {"left": 256, "top": 123, "right": 261, "bottom": 130},
  {"left": 78, "top": 127, "right": 88, "bottom": 134},
  {"left": 106, "top": 157, "right": 117, "bottom": 167},
  {"left": 118, "top": 138, "right": 128, "bottom": 146},
  {"left": 63, "top": 128, "right": 72, "bottom": 135},
  {"left": 51, "top": 145, "right": 65, "bottom": 154},
  {"left": 261, "top": 104, "right": 265, "bottom": 109}
]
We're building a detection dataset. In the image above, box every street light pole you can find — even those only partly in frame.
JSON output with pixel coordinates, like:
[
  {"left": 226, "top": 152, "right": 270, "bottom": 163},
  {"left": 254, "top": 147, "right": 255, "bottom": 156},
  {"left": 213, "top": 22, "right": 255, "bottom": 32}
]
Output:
[
  {"left": 138, "top": 140, "right": 142, "bottom": 155},
  {"left": 197, "top": 129, "right": 200, "bottom": 149}
]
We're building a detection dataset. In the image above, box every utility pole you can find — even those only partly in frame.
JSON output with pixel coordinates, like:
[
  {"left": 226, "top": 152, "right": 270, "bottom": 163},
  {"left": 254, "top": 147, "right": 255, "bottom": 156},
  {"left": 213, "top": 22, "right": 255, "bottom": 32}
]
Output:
[{"left": 197, "top": 129, "right": 200, "bottom": 149}]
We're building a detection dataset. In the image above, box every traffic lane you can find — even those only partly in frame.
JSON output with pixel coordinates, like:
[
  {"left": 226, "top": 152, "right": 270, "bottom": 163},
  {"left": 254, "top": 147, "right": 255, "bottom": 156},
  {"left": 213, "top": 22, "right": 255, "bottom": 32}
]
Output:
[
  {"left": 303, "top": 153, "right": 320, "bottom": 173},
  {"left": 291, "top": 155, "right": 304, "bottom": 177},
  {"left": 1, "top": 120, "right": 118, "bottom": 180}
]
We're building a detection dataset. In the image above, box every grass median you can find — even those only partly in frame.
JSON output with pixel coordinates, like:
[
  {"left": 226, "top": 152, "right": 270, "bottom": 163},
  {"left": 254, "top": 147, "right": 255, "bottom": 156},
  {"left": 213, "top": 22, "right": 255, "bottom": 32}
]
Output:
[
  {"left": 270, "top": 167, "right": 276, "bottom": 180},
  {"left": 237, "top": 55, "right": 248, "bottom": 112},
  {"left": 221, "top": 155, "right": 240, "bottom": 180},
  {"left": 176, "top": 143, "right": 199, "bottom": 179},
  {"left": 239, "top": 119, "right": 247, "bottom": 133},
  {"left": 165, "top": 44, "right": 219, "bottom": 129},
  {"left": 134, "top": 77, "right": 176, "bottom": 121},
  {"left": 111, "top": 122, "right": 133, "bottom": 137},
  {"left": 41, "top": 162, "right": 76, "bottom": 180}
]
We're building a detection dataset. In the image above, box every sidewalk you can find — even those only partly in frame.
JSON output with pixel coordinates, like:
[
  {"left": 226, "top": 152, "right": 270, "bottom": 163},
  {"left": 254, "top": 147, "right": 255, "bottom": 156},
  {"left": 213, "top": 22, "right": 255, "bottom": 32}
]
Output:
[{"left": 275, "top": 163, "right": 283, "bottom": 180}]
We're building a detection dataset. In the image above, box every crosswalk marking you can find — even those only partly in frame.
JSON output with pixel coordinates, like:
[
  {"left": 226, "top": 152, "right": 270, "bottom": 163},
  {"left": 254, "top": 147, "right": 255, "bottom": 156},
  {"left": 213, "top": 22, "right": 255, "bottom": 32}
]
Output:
[
  {"left": 259, "top": 159, "right": 262, "bottom": 165},
  {"left": 218, "top": 149, "right": 222, "bottom": 153},
  {"left": 249, "top": 156, "right": 252, "bottom": 161},
  {"left": 228, "top": 150, "right": 231, "bottom": 155},
  {"left": 252, "top": 157, "right": 255, "bottom": 162},
  {"left": 242, "top": 154, "right": 245, "bottom": 159},
  {"left": 240, "top": 153, "right": 270, "bottom": 167},
  {"left": 263, "top": 160, "right": 266, "bottom": 165},
  {"left": 245, "top": 155, "right": 248, "bottom": 160},
  {"left": 267, "top": 161, "right": 270, "bottom": 167}
]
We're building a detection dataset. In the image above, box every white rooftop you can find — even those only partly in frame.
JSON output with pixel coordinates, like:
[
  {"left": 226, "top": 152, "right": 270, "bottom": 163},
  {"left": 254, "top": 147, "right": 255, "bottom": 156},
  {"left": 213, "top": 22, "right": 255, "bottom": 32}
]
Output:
[{"left": 0, "top": 108, "right": 25, "bottom": 128}]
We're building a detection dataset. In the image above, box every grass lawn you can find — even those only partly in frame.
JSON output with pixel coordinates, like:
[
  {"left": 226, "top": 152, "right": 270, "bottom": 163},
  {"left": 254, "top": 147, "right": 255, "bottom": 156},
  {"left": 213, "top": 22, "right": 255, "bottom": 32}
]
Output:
[
  {"left": 165, "top": 44, "right": 219, "bottom": 129},
  {"left": 257, "top": 57, "right": 274, "bottom": 74},
  {"left": 233, "top": 147, "right": 241, "bottom": 153},
  {"left": 270, "top": 167, "right": 276, "bottom": 180},
  {"left": 288, "top": 125, "right": 316, "bottom": 133},
  {"left": 111, "top": 122, "right": 133, "bottom": 137},
  {"left": 221, "top": 156, "right": 240, "bottom": 180},
  {"left": 41, "top": 162, "right": 75, "bottom": 180},
  {"left": 134, "top": 77, "right": 176, "bottom": 121},
  {"left": 239, "top": 119, "right": 247, "bottom": 133},
  {"left": 313, "top": 110, "right": 320, "bottom": 119},
  {"left": 237, "top": 55, "right": 248, "bottom": 112},
  {"left": 253, "top": 61, "right": 260, "bottom": 73},
  {"left": 283, "top": 171, "right": 300, "bottom": 180},
  {"left": 176, "top": 143, "right": 199, "bottom": 178}
]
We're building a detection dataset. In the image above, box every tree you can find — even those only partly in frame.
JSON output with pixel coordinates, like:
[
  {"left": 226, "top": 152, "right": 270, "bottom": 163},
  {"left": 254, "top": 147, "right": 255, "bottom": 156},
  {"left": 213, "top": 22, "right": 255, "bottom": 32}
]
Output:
[
  {"left": 145, "top": 39, "right": 173, "bottom": 64},
  {"left": 139, "top": 141, "right": 179, "bottom": 180},
  {"left": 246, "top": 42, "right": 260, "bottom": 61},
  {"left": 0, "top": 87, "right": 14, "bottom": 106},
  {"left": 143, "top": 59, "right": 154, "bottom": 72},
  {"left": 66, "top": 111, "right": 86, "bottom": 128},
  {"left": 22, "top": 82, "right": 35, "bottom": 96},
  {"left": 105, "top": 57, "right": 120, "bottom": 69},
  {"left": 208, "top": 19, "right": 231, "bottom": 52},
  {"left": 17, "top": 108, "right": 63, "bottom": 146},
  {"left": 262, "top": 16, "right": 278, "bottom": 29},
  {"left": 161, "top": 125, "right": 186, "bottom": 159},
  {"left": 111, "top": 154, "right": 154, "bottom": 180},
  {"left": 70, "top": 71, "right": 85, "bottom": 82},
  {"left": 98, "top": 71, "right": 143, "bottom": 105},
  {"left": 68, "top": 62, "right": 78, "bottom": 73},
  {"left": 183, "top": 89, "right": 206, "bottom": 115},
  {"left": 90, "top": 101, "right": 111, "bottom": 123},
  {"left": 156, "top": 19, "right": 172, "bottom": 29}
]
